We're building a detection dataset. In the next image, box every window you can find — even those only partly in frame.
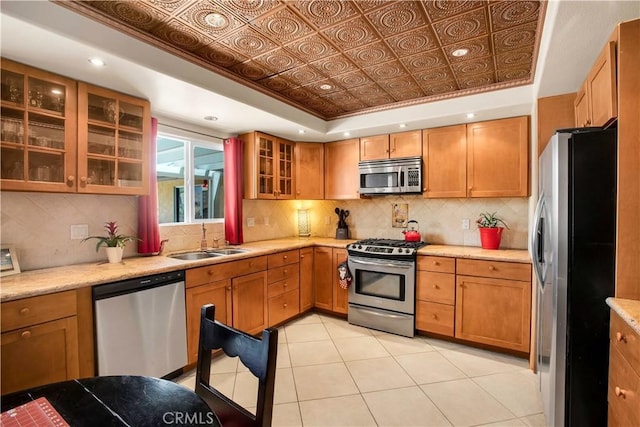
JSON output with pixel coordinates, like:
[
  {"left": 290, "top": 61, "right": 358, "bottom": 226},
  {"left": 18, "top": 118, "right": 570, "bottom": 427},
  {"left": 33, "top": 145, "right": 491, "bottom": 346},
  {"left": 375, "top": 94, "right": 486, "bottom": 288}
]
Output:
[{"left": 157, "top": 133, "right": 224, "bottom": 224}]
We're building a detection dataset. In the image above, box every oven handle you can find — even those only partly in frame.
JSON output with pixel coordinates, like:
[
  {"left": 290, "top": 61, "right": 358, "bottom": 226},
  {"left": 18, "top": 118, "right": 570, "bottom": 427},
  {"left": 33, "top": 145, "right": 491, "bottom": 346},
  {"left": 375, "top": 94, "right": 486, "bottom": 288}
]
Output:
[
  {"left": 353, "top": 306, "right": 408, "bottom": 319},
  {"left": 348, "top": 256, "right": 414, "bottom": 269}
]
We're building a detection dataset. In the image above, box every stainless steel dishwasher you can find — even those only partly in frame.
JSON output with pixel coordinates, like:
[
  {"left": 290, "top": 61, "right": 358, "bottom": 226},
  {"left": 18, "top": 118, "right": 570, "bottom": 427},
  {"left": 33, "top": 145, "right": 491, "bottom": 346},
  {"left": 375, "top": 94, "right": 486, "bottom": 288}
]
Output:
[{"left": 92, "top": 270, "right": 187, "bottom": 379}]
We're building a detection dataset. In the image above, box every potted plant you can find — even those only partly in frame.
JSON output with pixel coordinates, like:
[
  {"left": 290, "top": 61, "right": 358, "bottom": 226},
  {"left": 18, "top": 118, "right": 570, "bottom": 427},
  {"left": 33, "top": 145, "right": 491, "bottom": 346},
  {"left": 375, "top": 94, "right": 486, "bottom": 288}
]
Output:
[
  {"left": 476, "top": 212, "right": 509, "bottom": 250},
  {"left": 82, "top": 221, "right": 139, "bottom": 263}
]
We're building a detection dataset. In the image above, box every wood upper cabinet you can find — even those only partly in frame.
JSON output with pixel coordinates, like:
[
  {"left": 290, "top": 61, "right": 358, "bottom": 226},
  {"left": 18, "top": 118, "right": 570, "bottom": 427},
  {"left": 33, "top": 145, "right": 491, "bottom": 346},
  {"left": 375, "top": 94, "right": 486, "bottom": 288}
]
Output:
[
  {"left": 466, "top": 116, "right": 529, "bottom": 197},
  {"left": 185, "top": 278, "right": 232, "bottom": 364},
  {"left": 1, "top": 291, "right": 80, "bottom": 395},
  {"left": 422, "top": 125, "right": 467, "bottom": 198},
  {"left": 332, "top": 248, "right": 349, "bottom": 314},
  {"left": 299, "top": 247, "right": 314, "bottom": 312},
  {"left": 313, "top": 246, "right": 333, "bottom": 310},
  {"left": 242, "top": 131, "right": 295, "bottom": 199},
  {"left": 324, "top": 138, "right": 359, "bottom": 200},
  {"left": 295, "top": 142, "right": 324, "bottom": 199},
  {"left": 360, "top": 131, "right": 421, "bottom": 160},
  {"left": 1, "top": 59, "right": 78, "bottom": 192},
  {"left": 232, "top": 271, "right": 268, "bottom": 335},
  {"left": 575, "top": 41, "right": 617, "bottom": 128},
  {"left": 77, "top": 83, "right": 150, "bottom": 195},
  {"left": 455, "top": 259, "right": 531, "bottom": 352}
]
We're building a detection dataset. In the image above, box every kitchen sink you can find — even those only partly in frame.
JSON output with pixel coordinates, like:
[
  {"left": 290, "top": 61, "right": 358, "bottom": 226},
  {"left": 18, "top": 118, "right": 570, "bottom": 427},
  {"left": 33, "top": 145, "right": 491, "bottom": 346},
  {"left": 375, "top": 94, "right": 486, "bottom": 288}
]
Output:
[
  {"left": 169, "top": 252, "right": 221, "bottom": 260},
  {"left": 206, "top": 248, "right": 249, "bottom": 255}
]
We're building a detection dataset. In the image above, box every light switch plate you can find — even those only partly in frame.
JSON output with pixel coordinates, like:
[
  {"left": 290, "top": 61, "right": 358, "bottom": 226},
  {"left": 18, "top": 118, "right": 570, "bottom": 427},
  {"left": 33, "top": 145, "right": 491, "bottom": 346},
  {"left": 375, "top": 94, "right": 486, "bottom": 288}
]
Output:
[
  {"left": 70, "top": 224, "right": 89, "bottom": 240},
  {"left": 247, "top": 217, "right": 255, "bottom": 227},
  {"left": 462, "top": 219, "right": 470, "bottom": 230}
]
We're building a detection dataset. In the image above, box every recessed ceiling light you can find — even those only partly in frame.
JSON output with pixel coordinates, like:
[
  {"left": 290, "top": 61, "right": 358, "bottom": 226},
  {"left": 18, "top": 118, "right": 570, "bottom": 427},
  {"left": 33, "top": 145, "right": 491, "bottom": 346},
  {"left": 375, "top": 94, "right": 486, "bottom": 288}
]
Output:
[
  {"left": 88, "top": 57, "right": 105, "bottom": 67},
  {"left": 451, "top": 48, "right": 469, "bottom": 57},
  {"left": 319, "top": 84, "right": 333, "bottom": 90},
  {"left": 399, "top": 124, "right": 407, "bottom": 128},
  {"left": 466, "top": 113, "right": 475, "bottom": 119},
  {"left": 204, "top": 116, "right": 218, "bottom": 121},
  {"left": 343, "top": 132, "right": 350, "bottom": 137},
  {"left": 204, "top": 13, "right": 227, "bottom": 28},
  {"left": 298, "top": 129, "right": 305, "bottom": 134}
]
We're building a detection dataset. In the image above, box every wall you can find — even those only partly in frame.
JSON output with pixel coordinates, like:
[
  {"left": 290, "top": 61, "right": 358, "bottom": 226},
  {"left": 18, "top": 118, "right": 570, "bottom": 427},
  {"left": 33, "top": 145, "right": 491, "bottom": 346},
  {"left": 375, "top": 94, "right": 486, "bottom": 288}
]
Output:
[
  {"left": 0, "top": 191, "right": 137, "bottom": 270},
  {"left": 243, "top": 196, "right": 529, "bottom": 250}
]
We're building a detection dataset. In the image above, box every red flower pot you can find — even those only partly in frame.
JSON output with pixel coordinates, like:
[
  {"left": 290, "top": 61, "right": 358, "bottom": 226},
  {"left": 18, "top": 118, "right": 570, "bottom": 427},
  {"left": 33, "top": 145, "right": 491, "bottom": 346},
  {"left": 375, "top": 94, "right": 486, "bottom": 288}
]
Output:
[{"left": 479, "top": 227, "right": 504, "bottom": 250}]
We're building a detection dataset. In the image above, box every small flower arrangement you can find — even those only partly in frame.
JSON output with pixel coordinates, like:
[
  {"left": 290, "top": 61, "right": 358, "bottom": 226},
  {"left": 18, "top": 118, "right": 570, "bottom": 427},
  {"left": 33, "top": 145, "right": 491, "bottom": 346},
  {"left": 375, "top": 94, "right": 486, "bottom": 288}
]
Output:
[
  {"left": 476, "top": 212, "right": 509, "bottom": 229},
  {"left": 82, "top": 221, "right": 140, "bottom": 252}
]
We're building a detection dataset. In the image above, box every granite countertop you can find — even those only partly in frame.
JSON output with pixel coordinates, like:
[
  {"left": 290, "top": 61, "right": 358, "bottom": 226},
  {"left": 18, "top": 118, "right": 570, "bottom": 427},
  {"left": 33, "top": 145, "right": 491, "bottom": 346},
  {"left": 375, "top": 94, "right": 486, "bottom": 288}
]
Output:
[
  {"left": 606, "top": 297, "right": 640, "bottom": 335},
  {"left": 0, "top": 238, "right": 529, "bottom": 302}
]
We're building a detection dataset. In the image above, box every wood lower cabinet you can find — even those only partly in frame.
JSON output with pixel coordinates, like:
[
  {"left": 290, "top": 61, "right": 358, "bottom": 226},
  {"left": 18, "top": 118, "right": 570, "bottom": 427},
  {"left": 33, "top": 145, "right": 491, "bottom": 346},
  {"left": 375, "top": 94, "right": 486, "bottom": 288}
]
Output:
[
  {"left": 455, "top": 259, "right": 531, "bottom": 352},
  {"left": 416, "top": 256, "right": 456, "bottom": 336},
  {"left": 299, "top": 247, "right": 314, "bottom": 312},
  {"left": 233, "top": 271, "right": 268, "bottom": 335},
  {"left": 313, "top": 246, "right": 333, "bottom": 310},
  {"left": 1, "top": 291, "right": 82, "bottom": 395},
  {"left": 267, "top": 250, "right": 300, "bottom": 327},
  {"left": 608, "top": 310, "right": 640, "bottom": 426},
  {"left": 324, "top": 138, "right": 359, "bottom": 199},
  {"left": 295, "top": 142, "right": 324, "bottom": 199},
  {"left": 332, "top": 248, "right": 349, "bottom": 314}
]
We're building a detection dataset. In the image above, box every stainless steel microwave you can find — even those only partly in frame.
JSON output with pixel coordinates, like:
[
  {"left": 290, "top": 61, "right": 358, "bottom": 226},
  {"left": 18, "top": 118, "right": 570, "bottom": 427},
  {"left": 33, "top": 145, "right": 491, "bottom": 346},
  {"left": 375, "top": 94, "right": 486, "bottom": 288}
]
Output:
[{"left": 358, "top": 156, "right": 422, "bottom": 195}]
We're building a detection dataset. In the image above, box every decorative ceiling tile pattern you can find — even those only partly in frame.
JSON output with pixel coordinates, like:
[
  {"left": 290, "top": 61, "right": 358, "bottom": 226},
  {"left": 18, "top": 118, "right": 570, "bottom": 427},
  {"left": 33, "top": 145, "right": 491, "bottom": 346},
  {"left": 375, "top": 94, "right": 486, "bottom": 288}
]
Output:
[{"left": 57, "top": 0, "right": 545, "bottom": 120}]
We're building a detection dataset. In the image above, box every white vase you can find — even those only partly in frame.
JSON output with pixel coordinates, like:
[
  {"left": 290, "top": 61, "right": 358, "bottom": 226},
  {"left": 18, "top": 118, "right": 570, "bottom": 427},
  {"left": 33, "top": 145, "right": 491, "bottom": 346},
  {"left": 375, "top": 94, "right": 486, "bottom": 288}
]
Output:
[{"left": 105, "top": 246, "right": 124, "bottom": 263}]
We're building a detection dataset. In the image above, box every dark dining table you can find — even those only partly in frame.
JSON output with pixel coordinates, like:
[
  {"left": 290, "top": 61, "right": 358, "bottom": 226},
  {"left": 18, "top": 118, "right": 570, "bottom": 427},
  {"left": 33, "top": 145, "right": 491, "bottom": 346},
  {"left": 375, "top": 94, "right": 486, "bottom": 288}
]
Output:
[{"left": 1, "top": 376, "right": 220, "bottom": 426}]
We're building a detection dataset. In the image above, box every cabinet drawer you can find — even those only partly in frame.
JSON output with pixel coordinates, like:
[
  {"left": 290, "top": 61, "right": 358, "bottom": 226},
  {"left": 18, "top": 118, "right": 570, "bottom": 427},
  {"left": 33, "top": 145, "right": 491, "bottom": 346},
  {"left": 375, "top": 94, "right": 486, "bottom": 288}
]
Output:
[
  {"left": 610, "top": 312, "right": 640, "bottom": 375},
  {"left": 268, "top": 250, "right": 300, "bottom": 268},
  {"left": 416, "top": 301, "right": 454, "bottom": 336},
  {"left": 1, "top": 291, "right": 77, "bottom": 332},
  {"left": 417, "top": 271, "right": 455, "bottom": 305},
  {"left": 268, "top": 276, "right": 300, "bottom": 298},
  {"left": 267, "top": 263, "right": 299, "bottom": 285},
  {"left": 268, "top": 289, "right": 300, "bottom": 327},
  {"left": 186, "top": 256, "right": 267, "bottom": 287},
  {"left": 608, "top": 345, "right": 640, "bottom": 426},
  {"left": 456, "top": 259, "right": 531, "bottom": 282},
  {"left": 418, "top": 256, "right": 455, "bottom": 273}
]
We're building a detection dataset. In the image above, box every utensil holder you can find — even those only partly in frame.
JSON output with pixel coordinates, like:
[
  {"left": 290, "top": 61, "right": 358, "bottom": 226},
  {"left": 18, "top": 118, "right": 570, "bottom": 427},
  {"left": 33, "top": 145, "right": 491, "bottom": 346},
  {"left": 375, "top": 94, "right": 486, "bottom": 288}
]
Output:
[{"left": 336, "top": 228, "right": 348, "bottom": 240}]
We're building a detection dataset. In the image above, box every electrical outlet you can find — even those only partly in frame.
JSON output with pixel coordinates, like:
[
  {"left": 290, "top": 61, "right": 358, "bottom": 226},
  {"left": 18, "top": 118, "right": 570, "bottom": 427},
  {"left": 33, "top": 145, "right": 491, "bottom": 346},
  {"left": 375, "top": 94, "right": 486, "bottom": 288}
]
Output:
[
  {"left": 325, "top": 216, "right": 331, "bottom": 225},
  {"left": 462, "top": 219, "right": 470, "bottom": 230},
  {"left": 264, "top": 216, "right": 270, "bottom": 226},
  {"left": 247, "top": 217, "right": 255, "bottom": 227},
  {"left": 70, "top": 224, "right": 89, "bottom": 240}
]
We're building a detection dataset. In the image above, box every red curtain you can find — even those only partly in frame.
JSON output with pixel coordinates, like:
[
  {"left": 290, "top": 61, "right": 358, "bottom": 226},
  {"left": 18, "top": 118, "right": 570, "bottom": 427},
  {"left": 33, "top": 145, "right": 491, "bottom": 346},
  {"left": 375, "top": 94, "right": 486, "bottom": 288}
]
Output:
[
  {"left": 137, "top": 117, "right": 160, "bottom": 253},
  {"left": 224, "top": 137, "right": 243, "bottom": 244}
]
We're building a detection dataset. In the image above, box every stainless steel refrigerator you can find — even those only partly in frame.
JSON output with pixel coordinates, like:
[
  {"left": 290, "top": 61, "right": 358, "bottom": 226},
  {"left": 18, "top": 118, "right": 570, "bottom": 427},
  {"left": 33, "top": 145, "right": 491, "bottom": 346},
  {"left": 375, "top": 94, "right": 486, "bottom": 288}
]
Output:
[{"left": 532, "top": 127, "right": 616, "bottom": 427}]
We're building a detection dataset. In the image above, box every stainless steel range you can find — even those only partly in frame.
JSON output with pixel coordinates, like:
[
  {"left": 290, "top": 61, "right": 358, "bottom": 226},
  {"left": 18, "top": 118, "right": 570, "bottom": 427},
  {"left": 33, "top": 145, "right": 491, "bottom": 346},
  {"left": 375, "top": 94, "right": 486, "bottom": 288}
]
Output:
[{"left": 347, "top": 239, "right": 426, "bottom": 337}]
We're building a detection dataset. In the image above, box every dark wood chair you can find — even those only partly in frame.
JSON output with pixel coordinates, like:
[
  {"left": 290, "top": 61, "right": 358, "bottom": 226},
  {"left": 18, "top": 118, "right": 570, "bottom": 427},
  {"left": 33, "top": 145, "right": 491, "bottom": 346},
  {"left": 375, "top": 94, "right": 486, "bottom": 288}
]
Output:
[{"left": 195, "top": 304, "right": 278, "bottom": 427}]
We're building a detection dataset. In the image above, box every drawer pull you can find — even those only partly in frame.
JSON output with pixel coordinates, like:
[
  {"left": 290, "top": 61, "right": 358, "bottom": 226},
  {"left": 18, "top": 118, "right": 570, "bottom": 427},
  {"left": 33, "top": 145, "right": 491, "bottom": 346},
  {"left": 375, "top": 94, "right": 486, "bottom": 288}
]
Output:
[
  {"left": 614, "top": 387, "right": 626, "bottom": 398},
  {"left": 207, "top": 270, "right": 214, "bottom": 276},
  {"left": 433, "top": 285, "right": 439, "bottom": 289},
  {"left": 616, "top": 332, "right": 627, "bottom": 343},
  {"left": 283, "top": 283, "right": 288, "bottom": 287},
  {"left": 283, "top": 303, "right": 288, "bottom": 309},
  {"left": 19, "top": 307, "right": 30, "bottom": 316},
  {"left": 432, "top": 314, "right": 438, "bottom": 320},
  {"left": 433, "top": 261, "right": 439, "bottom": 266},
  {"left": 283, "top": 269, "right": 288, "bottom": 274},
  {"left": 226, "top": 286, "right": 231, "bottom": 291},
  {"left": 283, "top": 256, "right": 288, "bottom": 260},
  {"left": 489, "top": 265, "right": 496, "bottom": 271},
  {"left": 21, "top": 331, "right": 31, "bottom": 339}
]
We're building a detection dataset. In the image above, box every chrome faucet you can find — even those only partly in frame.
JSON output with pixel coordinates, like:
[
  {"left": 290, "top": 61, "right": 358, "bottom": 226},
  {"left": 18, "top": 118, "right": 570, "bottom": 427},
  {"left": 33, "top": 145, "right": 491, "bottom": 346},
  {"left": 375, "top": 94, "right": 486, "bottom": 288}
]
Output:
[{"left": 158, "top": 239, "right": 169, "bottom": 256}]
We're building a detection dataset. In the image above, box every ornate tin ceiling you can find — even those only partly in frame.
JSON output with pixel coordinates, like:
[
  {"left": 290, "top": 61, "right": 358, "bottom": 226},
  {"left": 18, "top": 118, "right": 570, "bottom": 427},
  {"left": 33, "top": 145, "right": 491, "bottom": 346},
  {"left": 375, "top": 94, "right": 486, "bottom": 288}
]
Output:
[{"left": 57, "top": 1, "right": 545, "bottom": 120}]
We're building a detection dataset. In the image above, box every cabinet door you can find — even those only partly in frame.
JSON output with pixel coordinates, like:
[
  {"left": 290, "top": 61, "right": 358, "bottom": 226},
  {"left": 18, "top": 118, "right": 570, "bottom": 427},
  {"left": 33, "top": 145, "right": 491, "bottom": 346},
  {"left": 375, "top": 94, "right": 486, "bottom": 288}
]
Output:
[
  {"left": 232, "top": 271, "right": 267, "bottom": 335},
  {"left": 360, "top": 134, "right": 389, "bottom": 160},
  {"left": 313, "top": 247, "right": 333, "bottom": 310},
  {"left": 422, "top": 125, "right": 467, "bottom": 198},
  {"left": 588, "top": 41, "right": 617, "bottom": 127},
  {"left": 1, "top": 59, "right": 78, "bottom": 192},
  {"left": 332, "top": 248, "right": 349, "bottom": 314},
  {"left": 574, "top": 81, "right": 591, "bottom": 127},
  {"left": 325, "top": 138, "right": 360, "bottom": 199},
  {"left": 77, "top": 83, "right": 150, "bottom": 195},
  {"left": 185, "top": 279, "right": 232, "bottom": 364},
  {"left": 299, "top": 247, "right": 314, "bottom": 311},
  {"left": 276, "top": 139, "right": 295, "bottom": 199},
  {"left": 390, "top": 130, "right": 422, "bottom": 158},
  {"left": 243, "top": 132, "right": 277, "bottom": 199},
  {"left": 1, "top": 317, "right": 79, "bottom": 394},
  {"left": 467, "top": 116, "right": 529, "bottom": 197},
  {"left": 455, "top": 275, "right": 531, "bottom": 352},
  {"left": 295, "top": 142, "right": 324, "bottom": 199}
]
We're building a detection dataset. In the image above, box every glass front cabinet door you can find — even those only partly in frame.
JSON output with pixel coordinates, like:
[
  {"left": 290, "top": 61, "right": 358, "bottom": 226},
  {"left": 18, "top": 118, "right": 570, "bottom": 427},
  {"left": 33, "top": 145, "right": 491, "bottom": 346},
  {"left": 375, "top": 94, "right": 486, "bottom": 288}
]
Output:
[
  {"left": 1, "top": 59, "right": 78, "bottom": 192},
  {"left": 77, "top": 83, "right": 150, "bottom": 195}
]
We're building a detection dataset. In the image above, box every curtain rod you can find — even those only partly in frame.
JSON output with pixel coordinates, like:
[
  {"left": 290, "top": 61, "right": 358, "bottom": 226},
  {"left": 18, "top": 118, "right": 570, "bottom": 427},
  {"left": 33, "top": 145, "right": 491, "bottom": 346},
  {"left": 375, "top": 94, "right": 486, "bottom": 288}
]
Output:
[{"left": 158, "top": 122, "right": 230, "bottom": 140}]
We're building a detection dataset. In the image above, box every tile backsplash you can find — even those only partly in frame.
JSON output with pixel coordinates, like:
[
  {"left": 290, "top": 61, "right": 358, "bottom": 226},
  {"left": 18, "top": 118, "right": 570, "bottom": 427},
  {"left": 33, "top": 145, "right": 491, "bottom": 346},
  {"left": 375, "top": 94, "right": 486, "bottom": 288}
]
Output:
[{"left": 1, "top": 191, "right": 529, "bottom": 271}]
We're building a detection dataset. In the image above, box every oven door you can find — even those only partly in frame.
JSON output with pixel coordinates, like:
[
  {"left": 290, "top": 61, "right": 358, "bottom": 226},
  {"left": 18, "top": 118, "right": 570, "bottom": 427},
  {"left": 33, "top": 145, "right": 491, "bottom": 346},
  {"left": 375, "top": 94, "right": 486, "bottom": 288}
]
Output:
[{"left": 347, "top": 255, "right": 415, "bottom": 314}]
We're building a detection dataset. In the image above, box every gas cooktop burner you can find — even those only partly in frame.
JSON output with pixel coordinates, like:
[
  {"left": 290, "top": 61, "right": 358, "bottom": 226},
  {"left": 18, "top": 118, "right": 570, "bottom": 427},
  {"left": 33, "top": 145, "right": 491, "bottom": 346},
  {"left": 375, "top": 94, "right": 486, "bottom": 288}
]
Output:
[{"left": 347, "top": 239, "right": 427, "bottom": 259}]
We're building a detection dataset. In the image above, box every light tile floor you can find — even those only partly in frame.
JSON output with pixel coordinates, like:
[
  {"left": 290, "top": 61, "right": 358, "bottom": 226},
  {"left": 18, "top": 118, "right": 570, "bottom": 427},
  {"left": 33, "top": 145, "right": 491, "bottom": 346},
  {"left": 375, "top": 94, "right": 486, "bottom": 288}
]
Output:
[{"left": 174, "top": 313, "right": 546, "bottom": 427}]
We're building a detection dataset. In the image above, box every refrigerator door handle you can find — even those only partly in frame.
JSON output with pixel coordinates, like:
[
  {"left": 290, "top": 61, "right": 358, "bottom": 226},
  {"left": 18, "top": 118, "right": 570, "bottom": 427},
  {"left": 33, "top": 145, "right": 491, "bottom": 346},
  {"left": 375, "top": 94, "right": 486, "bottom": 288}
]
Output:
[{"left": 532, "top": 194, "right": 546, "bottom": 286}]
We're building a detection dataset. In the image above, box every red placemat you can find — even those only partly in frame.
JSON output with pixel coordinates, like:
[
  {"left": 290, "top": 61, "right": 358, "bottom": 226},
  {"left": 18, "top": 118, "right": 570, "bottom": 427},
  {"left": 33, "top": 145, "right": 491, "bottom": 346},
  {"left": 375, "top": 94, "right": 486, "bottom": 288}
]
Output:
[{"left": 1, "top": 397, "right": 69, "bottom": 427}]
